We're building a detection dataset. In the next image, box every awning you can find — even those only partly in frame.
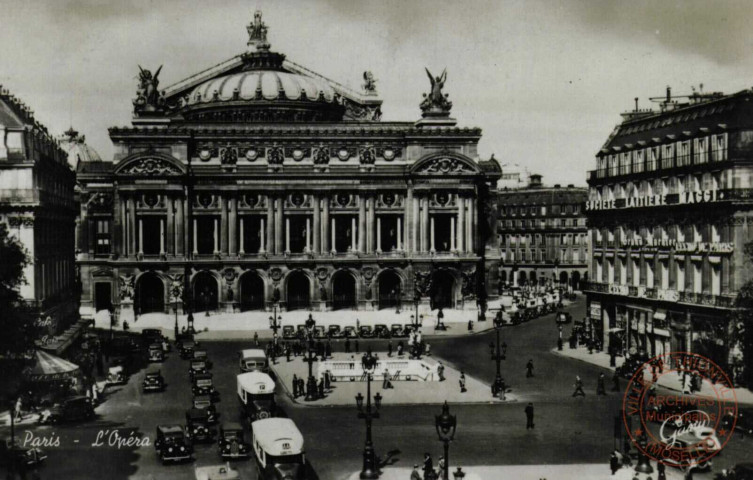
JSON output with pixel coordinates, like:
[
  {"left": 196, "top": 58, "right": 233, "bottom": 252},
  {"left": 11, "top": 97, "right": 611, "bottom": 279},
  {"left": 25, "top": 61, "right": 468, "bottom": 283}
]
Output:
[
  {"left": 653, "top": 309, "right": 667, "bottom": 321},
  {"left": 22, "top": 350, "right": 80, "bottom": 382}
]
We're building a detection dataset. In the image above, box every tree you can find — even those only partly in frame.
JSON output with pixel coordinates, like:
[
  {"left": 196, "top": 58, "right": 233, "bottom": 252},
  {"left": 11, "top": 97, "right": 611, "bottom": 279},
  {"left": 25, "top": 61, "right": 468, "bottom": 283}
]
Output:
[
  {"left": 733, "top": 241, "right": 753, "bottom": 387},
  {"left": 0, "top": 223, "right": 37, "bottom": 358}
]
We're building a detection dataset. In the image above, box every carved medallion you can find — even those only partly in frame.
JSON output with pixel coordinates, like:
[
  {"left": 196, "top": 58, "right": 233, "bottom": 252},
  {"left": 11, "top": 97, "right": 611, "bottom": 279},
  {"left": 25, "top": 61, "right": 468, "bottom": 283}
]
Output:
[
  {"left": 268, "top": 147, "right": 284, "bottom": 165},
  {"left": 143, "top": 193, "right": 159, "bottom": 208},
  {"left": 313, "top": 147, "right": 330, "bottom": 165},
  {"left": 198, "top": 193, "right": 214, "bottom": 208},
  {"left": 269, "top": 268, "right": 283, "bottom": 282},
  {"left": 121, "top": 157, "right": 182, "bottom": 175},
  {"left": 244, "top": 194, "right": 259, "bottom": 208},
  {"left": 336, "top": 193, "right": 351, "bottom": 207},
  {"left": 221, "top": 147, "right": 238, "bottom": 165},
  {"left": 291, "top": 192, "right": 305, "bottom": 207}
]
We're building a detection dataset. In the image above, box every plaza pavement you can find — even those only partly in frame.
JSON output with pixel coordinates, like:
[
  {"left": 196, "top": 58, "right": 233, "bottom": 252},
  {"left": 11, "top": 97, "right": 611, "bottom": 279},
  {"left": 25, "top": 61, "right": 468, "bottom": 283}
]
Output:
[
  {"left": 552, "top": 345, "right": 753, "bottom": 405},
  {"left": 270, "top": 351, "right": 517, "bottom": 406}
]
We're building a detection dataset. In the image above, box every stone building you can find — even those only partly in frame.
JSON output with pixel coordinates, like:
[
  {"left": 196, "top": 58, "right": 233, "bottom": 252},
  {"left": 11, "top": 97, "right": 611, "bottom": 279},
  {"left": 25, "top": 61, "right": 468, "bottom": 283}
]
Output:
[
  {"left": 496, "top": 174, "right": 589, "bottom": 290},
  {"left": 0, "top": 86, "right": 78, "bottom": 331},
  {"left": 585, "top": 86, "right": 753, "bottom": 370},
  {"left": 75, "top": 12, "right": 501, "bottom": 323}
]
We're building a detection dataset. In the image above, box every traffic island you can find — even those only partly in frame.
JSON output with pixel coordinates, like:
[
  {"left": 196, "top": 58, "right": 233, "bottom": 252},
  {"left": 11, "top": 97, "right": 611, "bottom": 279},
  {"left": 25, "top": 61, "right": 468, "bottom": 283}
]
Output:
[{"left": 271, "top": 352, "right": 517, "bottom": 406}]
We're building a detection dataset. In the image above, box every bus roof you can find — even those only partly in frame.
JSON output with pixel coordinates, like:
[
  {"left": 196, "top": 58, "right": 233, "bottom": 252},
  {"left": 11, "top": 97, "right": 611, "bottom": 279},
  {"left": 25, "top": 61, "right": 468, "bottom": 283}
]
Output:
[
  {"left": 241, "top": 348, "right": 266, "bottom": 359},
  {"left": 252, "top": 418, "right": 304, "bottom": 456},
  {"left": 237, "top": 371, "right": 275, "bottom": 394}
]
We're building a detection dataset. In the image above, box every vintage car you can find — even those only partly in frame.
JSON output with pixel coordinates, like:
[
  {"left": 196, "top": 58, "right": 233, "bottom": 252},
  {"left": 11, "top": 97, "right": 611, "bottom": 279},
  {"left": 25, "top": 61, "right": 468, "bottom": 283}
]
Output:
[
  {"left": 190, "top": 360, "right": 210, "bottom": 380},
  {"left": 155, "top": 425, "right": 192, "bottom": 464},
  {"left": 44, "top": 396, "right": 95, "bottom": 424},
  {"left": 555, "top": 312, "right": 572, "bottom": 324},
  {"left": 218, "top": 423, "right": 251, "bottom": 460},
  {"left": 342, "top": 326, "right": 357, "bottom": 338},
  {"left": 390, "top": 324, "right": 406, "bottom": 338},
  {"left": 186, "top": 408, "right": 216, "bottom": 443},
  {"left": 193, "top": 395, "right": 219, "bottom": 424},
  {"left": 374, "top": 324, "right": 390, "bottom": 338},
  {"left": 238, "top": 371, "right": 276, "bottom": 423},
  {"left": 403, "top": 325, "right": 416, "bottom": 336},
  {"left": 358, "top": 325, "right": 375, "bottom": 338},
  {"left": 193, "top": 373, "right": 217, "bottom": 397},
  {"left": 195, "top": 463, "right": 240, "bottom": 480},
  {"left": 192, "top": 349, "right": 213, "bottom": 368},
  {"left": 0, "top": 438, "right": 47, "bottom": 468},
  {"left": 296, "top": 325, "right": 307, "bottom": 337},
  {"left": 282, "top": 325, "right": 296, "bottom": 340},
  {"left": 181, "top": 340, "right": 198, "bottom": 359},
  {"left": 142, "top": 328, "right": 170, "bottom": 351},
  {"left": 327, "top": 325, "right": 343, "bottom": 338},
  {"left": 239, "top": 348, "right": 268, "bottom": 373},
  {"left": 107, "top": 364, "right": 128, "bottom": 385},
  {"left": 143, "top": 369, "right": 165, "bottom": 393},
  {"left": 312, "top": 325, "right": 326, "bottom": 339},
  {"left": 148, "top": 342, "right": 165, "bottom": 362},
  {"left": 176, "top": 332, "right": 195, "bottom": 350},
  {"left": 252, "top": 418, "right": 306, "bottom": 480}
]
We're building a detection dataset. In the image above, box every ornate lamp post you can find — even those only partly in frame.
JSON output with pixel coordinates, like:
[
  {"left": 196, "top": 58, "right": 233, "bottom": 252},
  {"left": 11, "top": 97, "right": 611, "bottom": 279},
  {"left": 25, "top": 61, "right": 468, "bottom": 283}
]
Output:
[
  {"left": 435, "top": 401, "right": 457, "bottom": 480},
  {"left": 303, "top": 344, "right": 318, "bottom": 401},
  {"left": 269, "top": 307, "right": 281, "bottom": 337},
  {"left": 171, "top": 282, "right": 182, "bottom": 340},
  {"left": 355, "top": 353, "right": 382, "bottom": 479},
  {"left": 489, "top": 316, "right": 507, "bottom": 398},
  {"left": 413, "top": 294, "right": 420, "bottom": 329}
]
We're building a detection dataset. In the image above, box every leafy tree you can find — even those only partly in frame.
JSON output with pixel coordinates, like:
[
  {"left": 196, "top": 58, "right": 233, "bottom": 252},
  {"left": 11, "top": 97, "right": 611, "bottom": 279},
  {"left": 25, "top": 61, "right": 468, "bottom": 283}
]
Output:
[
  {"left": 733, "top": 241, "right": 753, "bottom": 387},
  {"left": 0, "top": 223, "right": 37, "bottom": 358}
]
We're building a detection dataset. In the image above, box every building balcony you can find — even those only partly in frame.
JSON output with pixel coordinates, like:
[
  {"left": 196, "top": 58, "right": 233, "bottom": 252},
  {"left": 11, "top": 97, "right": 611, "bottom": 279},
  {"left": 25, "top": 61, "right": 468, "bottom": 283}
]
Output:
[
  {"left": 587, "top": 158, "right": 730, "bottom": 185},
  {"left": 585, "top": 281, "right": 736, "bottom": 309}
]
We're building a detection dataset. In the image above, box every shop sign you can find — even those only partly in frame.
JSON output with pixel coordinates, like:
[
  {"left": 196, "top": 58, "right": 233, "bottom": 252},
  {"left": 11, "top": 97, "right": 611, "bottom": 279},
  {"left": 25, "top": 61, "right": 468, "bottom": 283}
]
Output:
[
  {"left": 653, "top": 328, "right": 670, "bottom": 336},
  {"left": 636, "top": 286, "right": 646, "bottom": 298},
  {"left": 678, "top": 189, "right": 720, "bottom": 204},
  {"left": 657, "top": 289, "right": 679, "bottom": 302},
  {"left": 590, "top": 302, "right": 601, "bottom": 319},
  {"left": 608, "top": 284, "right": 629, "bottom": 296}
]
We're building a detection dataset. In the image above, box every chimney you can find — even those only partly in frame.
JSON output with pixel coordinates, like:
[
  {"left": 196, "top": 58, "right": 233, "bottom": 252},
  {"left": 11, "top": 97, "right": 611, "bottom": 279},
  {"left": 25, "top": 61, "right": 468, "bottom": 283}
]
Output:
[
  {"left": 529, "top": 174, "right": 543, "bottom": 188},
  {"left": 634, "top": 97, "right": 639, "bottom": 111},
  {"left": 666, "top": 86, "right": 671, "bottom": 103},
  {"left": 553, "top": 184, "right": 561, "bottom": 188}
]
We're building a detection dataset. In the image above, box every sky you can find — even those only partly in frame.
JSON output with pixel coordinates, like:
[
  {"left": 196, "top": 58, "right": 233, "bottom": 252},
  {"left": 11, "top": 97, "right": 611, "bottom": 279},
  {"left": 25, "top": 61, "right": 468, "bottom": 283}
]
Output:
[{"left": 2, "top": 0, "right": 753, "bottom": 186}]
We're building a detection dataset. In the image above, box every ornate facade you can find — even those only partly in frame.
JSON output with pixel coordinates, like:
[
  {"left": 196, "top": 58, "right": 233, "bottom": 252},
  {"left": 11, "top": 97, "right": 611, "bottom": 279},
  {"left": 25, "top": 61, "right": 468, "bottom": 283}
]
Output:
[
  {"left": 0, "top": 86, "right": 78, "bottom": 331},
  {"left": 496, "top": 174, "right": 588, "bottom": 290},
  {"left": 585, "top": 87, "right": 753, "bottom": 372},
  {"left": 76, "top": 12, "right": 501, "bottom": 323}
]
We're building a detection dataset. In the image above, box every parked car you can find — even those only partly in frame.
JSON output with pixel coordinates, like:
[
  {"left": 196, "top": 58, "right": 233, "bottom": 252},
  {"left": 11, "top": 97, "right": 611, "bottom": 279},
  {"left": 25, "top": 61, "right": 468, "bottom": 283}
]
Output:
[
  {"left": 143, "top": 369, "right": 165, "bottom": 393},
  {"left": 327, "top": 325, "right": 343, "bottom": 338},
  {"left": 44, "top": 396, "right": 95, "bottom": 424},
  {"left": 190, "top": 360, "right": 210, "bottom": 380},
  {"left": 342, "top": 326, "right": 357, "bottom": 338},
  {"left": 218, "top": 423, "right": 251, "bottom": 460},
  {"left": 155, "top": 425, "right": 192, "bottom": 464},
  {"left": 181, "top": 340, "right": 198, "bottom": 359},
  {"left": 313, "top": 325, "right": 325, "bottom": 339},
  {"left": 176, "top": 333, "right": 195, "bottom": 350},
  {"left": 555, "top": 312, "right": 572, "bottom": 324},
  {"left": 374, "top": 324, "right": 390, "bottom": 338},
  {"left": 186, "top": 408, "right": 216, "bottom": 443},
  {"left": 359, "top": 325, "right": 375, "bottom": 338},
  {"left": 193, "top": 395, "right": 219, "bottom": 424},
  {"left": 107, "top": 364, "right": 127, "bottom": 385},
  {"left": 282, "top": 325, "right": 296, "bottom": 340},
  {"left": 195, "top": 463, "right": 240, "bottom": 480},
  {"left": 142, "top": 328, "right": 170, "bottom": 351},
  {"left": 148, "top": 343, "right": 165, "bottom": 362},
  {"left": 390, "top": 324, "right": 406, "bottom": 338},
  {"left": 0, "top": 438, "right": 47, "bottom": 468},
  {"left": 296, "top": 325, "right": 307, "bottom": 338},
  {"left": 192, "top": 349, "right": 213, "bottom": 369},
  {"left": 239, "top": 348, "right": 268, "bottom": 373},
  {"left": 193, "top": 373, "right": 217, "bottom": 397}
]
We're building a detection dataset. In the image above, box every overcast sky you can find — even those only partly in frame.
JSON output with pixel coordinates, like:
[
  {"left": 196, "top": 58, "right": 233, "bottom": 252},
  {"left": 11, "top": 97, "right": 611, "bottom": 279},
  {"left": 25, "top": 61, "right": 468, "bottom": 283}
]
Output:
[{"left": 2, "top": 0, "right": 753, "bottom": 186}]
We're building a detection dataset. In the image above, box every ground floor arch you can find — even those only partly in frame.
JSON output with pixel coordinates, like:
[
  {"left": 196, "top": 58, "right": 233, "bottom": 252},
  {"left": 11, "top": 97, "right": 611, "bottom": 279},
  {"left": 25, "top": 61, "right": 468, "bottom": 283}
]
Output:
[
  {"left": 572, "top": 271, "right": 582, "bottom": 290},
  {"left": 332, "top": 270, "right": 357, "bottom": 310},
  {"left": 286, "top": 270, "right": 311, "bottom": 311},
  {"left": 193, "top": 271, "right": 219, "bottom": 312},
  {"left": 136, "top": 272, "right": 164, "bottom": 314},
  {"left": 430, "top": 270, "right": 457, "bottom": 310},
  {"left": 377, "top": 270, "right": 402, "bottom": 310},
  {"left": 240, "top": 271, "right": 265, "bottom": 311},
  {"left": 560, "top": 271, "right": 569, "bottom": 286}
]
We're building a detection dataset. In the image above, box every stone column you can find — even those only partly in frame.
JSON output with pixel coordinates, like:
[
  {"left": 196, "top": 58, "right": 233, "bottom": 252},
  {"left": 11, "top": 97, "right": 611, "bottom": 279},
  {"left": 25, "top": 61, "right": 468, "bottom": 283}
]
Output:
[
  {"left": 176, "top": 196, "right": 184, "bottom": 256},
  {"left": 450, "top": 216, "right": 456, "bottom": 251},
  {"left": 266, "top": 195, "right": 274, "bottom": 255},
  {"left": 321, "top": 196, "right": 330, "bottom": 253},
  {"left": 397, "top": 217, "right": 402, "bottom": 251},
  {"left": 138, "top": 218, "right": 144, "bottom": 255},
  {"left": 285, "top": 217, "right": 291, "bottom": 254},
  {"left": 128, "top": 196, "right": 137, "bottom": 256},
  {"left": 229, "top": 196, "right": 237, "bottom": 256},
  {"left": 213, "top": 218, "right": 219, "bottom": 254},
  {"left": 366, "top": 196, "right": 375, "bottom": 253},
  {"left": 313, "top": 194, "right": 321, "bottom": 254},
  {"left": 120, "top": 194, "right": 128, "bottom": 256},
  {"left": 259, "top": 218, "right": 265, "bottom": 253},
  {"left": 220, "top": 196, "right": 229, "bottom": 255},
  {"left": 112, "top": 189, "right": 122, "bottom": 257},
  {"left": 457, "top": 194, "right": 465, "bottom": 253},
  {"left": 430, "top": 216, "right": 436, "bottom": 252},
  {"left": 306, "top": 218, "right": 311, "bottom": 252},
  {"left": 166, "top": 196, "right": 174, "bottom": 256},
  {"left": 466, "top": 197, "right": 474, "bottom": 253},
  {"left": 331, "top": 217, "right": 336, "bottom": 253},
  {"left": 274, "top": 197, "right": 283, "bottom": 255},
  {"left": 405, "top": 186, "right": 413, "bottom": 253},
  {"left": 376, "top": 217, "right": 382, "bottom": 253},
  {"left": 352, "top": 217, "right": 358, "bottom": 252},
  {"left": 183, "top": 195, "right": 190, "bottom": 257},
  {"left": 358, "top": 195, "right": 366, "bottom": 253},
  {"left": 240, "top": 217, "right": 246, "bottom": 255},
  {"left": 192, "top": 218, "right": 198, "bottom": 256},
  {"left": 422, "top": 196, "right": 429, "bottom": 252},
  {"left": 159, "top": 218, "right": 165, "bottom": 255},
  {"left": 412, "top": 194, "right": 420, "bottom": 253}
]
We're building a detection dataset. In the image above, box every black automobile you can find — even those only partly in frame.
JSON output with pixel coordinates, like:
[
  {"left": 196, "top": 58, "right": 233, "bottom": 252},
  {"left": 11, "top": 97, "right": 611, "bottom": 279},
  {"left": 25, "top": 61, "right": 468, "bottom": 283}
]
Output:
[
  {"left": 44, "top": 396, "right": 95, "bottom": 424},
  {"left": 555, "top": 312, "right": 572, "bottom": 324},
  {"left": 327, "top": 325, "right": 343, "bottom": 339},
  {"left": 358, "top": 325, "right": 375, "bottom": 338},
  {"left": 142, "top": 328, "right": 169, "bottom": 351},
  {"left": 185, "top": 408, "right": 216, "bottom": 443},
  {"left": 193, "top": 395, "right": 219, "bottom": 424},
  {"left": 282, "top": 325, "right": 296, "bottom": 340},
  {"left": 192, "top": 373, "right": 216, "bottom": 397},
  {"left": 189, "top": 360, "right": 209, "bottom": 380},
  {"left": 313, "top": 325, "right": 326, "bottom": 339},
  {"left": 142, "top": 369, "right": 165, "bottom": 393},
  {"left": 147, "top": 343, "right": 165, "bottom": 362},
  {"left": 192, "top": 349, "right": 213, "bottom": 369},
  {"left": 374, "top": 324, "right": 390, "bottom": 338},
  {"left": 342, "top": 326, "right": 357, "bottom": 338},
  {"left": 154, "top": 425, "right": 192, "bottom": 464},
  {"left": 390, "top": 324, "right": 406, "bottom": 338},
  {"left": 180, "top": 340, "right": 198, "bottom": 360},
  {"left": 175, "top": 333, "right": 194, "bottom": 350},
  {"left": 218, "top": 423, "right": 251, "bottom": 460},
  {"left": 0, "top": 438, "right": 47, "bottom": 469}
]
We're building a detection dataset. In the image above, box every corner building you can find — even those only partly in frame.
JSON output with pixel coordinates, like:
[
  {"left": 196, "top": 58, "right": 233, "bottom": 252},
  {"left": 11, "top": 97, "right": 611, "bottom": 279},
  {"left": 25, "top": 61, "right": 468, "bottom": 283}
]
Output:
[
  {"left": 585, "top": 87, "right": 753, "bottom": 369},
  {"left": 76, "top": 13, "right": 501, "bottom": 322}
]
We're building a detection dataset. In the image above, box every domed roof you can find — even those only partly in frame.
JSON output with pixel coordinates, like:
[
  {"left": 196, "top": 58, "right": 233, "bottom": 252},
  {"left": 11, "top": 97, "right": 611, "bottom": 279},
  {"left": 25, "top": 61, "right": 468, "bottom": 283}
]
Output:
[{"left": 59, "top": 127, "right": 102, "bottom": 170}]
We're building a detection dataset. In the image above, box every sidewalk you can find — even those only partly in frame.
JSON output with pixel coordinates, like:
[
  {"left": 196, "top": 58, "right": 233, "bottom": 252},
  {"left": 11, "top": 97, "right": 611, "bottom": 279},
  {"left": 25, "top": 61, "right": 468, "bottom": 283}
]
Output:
[
  {"left": 94, "top": 308, "right": 496, "bottom": 341},
  {"left": 270, "top": 351, "right": 516, "bottom": 406},
  {"left": 552, "top": 346, "right": 753, "bottom": 405}
]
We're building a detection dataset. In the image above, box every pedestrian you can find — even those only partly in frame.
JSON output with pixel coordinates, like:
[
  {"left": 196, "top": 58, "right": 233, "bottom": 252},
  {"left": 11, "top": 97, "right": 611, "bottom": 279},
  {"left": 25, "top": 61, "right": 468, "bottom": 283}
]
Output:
[
  {"left": 611, "top": 371, "right": 620, "bottom": 392},
  {"left": 657, "top": 461, "right": 666, "bottom": 480},
  {"left": 14, "top": 396, "right": 23, "bottom": 421},
  {"left": 318, "top": 378, "right": 325, "bottom": 398},
  {"left": 609, "top": 451, "right": 620, "bottom": 475},
  {"left": 355, "top": 339, "right": 360, "bottom": 354},
  {"left": 459, "top": 372, "right": 467, "bottom": 393},
  {"left": 525, "top": 402, "right": 534, "bottom": 429},
  {"left": 526, "top": 359, "right": 534, "bottom": 378},
  {"left": 254, "top": 331, "right": 259, "bottom": 346},
  {"left": 345, "top": 337, "right": 351, "bottom": 353},
  {"left": 410, "top": 464, "right": 421, "bottom": 480},
  {"left": 397, "top": 341, "right": 404, "bottom": 357},
  {"left": 299, "top": 378, "right": 306, "bottom": 398},
  {"left": 572, "top": 375, "right": 585, "bottom": 397},
  {"left": 557, "top": 337, "right": 563, "bottom": 351},
  {"left": 324, "top": 370, "right": 331, "bottom": 390},
  {"left": 423, "top": 453, "right": 434, "bottom": 479},
  {"left": 292, "top": 374, "right": 299, "bottom": 397},
  {"left": 387, "top": 341, "right": 393, "bottom": 357},
  {"left": 325, "top": 340, "right": 332, "bottom": 359},
  {"left": 597, "top": 373, "right": 607, "bottom": 395},
  {"left": 383, "top": 369, "right": 391, "bottom": 389},
  {"left": 285, "top": 344, "right": 291, "bottom": 362},
  {"left": 91, "top": 383, "right": 99, "bottom": 404},
  {"left": 437, "top": 455, "right": 446, "bottom": 478},
  {"left": 437, "top": 362, "right": 445, "bottom": 382}
]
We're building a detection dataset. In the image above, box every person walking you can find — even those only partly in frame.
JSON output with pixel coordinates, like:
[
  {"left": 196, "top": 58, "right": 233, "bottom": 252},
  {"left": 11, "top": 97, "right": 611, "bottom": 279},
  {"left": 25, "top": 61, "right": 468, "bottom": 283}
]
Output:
[
  {"left": 572, "top": 375, "right": 586, "bottom": 397},
  {"left": 597, "top": 373, "right": 607, "bottom": 395},
  {"left": 325, "top": 340, "right": 332, "bottom": 359},
  {"left": 525, "top": 402, "right": 535, "bottom": 429},
  {"left": 14, "top": 396, "right": 23, "bottom": 421},
  {"left": 324, "top": 370, "right": 331, "bottom": 391},
  {"left": 254, "top": 331, "right": 259, "bottom": 346},
  {"left": 382, "top": 369, "right": 392, "bottom": 389},
  {"left": 318, "top": 378, "right": 325, "bottom": 398},
  {"left": 410, "top": 464, "right": 422, "bottom": 480},
  {"left": 387, "top": 341, "right": 393, "bottom": 357},
  {"left": 526, "top": 359, "right": 534, "bottom": 378},
  {"left": 459, "top": 372, "right": 467, "bottom": 393},
  {"left": 292, "top": 374, "right": 299, "bottom": 397},
  {"left": 437, "top": 362, "right": 445, "bottom": 382},
  {"left": 423, "top": 453, "right": 434, "bottom": 480},
  {"left": 437, "top": 456, "right": 446, "bottom": 479}
]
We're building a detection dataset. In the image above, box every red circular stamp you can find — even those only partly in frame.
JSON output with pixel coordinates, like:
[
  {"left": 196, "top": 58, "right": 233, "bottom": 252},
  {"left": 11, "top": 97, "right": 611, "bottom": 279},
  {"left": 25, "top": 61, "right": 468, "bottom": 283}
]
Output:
[{"left": 621, "top": 352, "right": 738, "bottom": 470}]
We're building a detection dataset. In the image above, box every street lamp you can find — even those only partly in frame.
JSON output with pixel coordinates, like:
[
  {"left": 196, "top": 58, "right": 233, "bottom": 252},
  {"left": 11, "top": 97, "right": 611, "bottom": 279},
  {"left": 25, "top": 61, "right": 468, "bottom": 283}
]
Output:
[
  {"left": 395, "top": 286, "right": 401, "bottom": 314},
  {"left": 303, "top": 343, "right": 318, "bottom": 402},
  {"left": 356, "top": 353, "right": 382, "bottom": 479},
  {"left": 413, "top": 293, "right": 420, "bottom": 329},
  {"left": 269, "top": 308, "right": 281, "bottom": 337},
  {"left": 489, "top": 316, "right": 507, "bottom": 398},
  {"left": 435, "top": 401, "right": 457, "bottom": 480}
]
